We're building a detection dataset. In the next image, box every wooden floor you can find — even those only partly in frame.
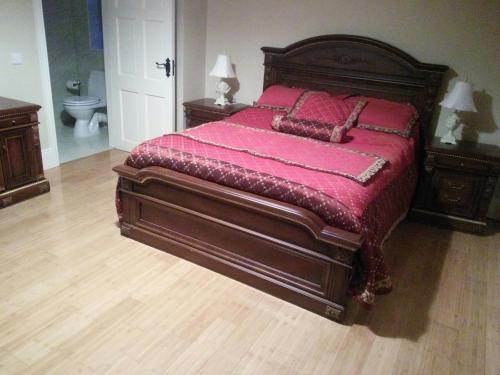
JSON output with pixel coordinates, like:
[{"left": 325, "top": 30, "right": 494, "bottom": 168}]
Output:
[{"left": 0, "top": 150, "right": 498, "bottom": 375}]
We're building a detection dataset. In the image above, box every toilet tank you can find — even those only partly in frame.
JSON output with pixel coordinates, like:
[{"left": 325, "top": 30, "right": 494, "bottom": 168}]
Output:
[{"left": 88, "top": 70, "right": 107, "bottom": 106}]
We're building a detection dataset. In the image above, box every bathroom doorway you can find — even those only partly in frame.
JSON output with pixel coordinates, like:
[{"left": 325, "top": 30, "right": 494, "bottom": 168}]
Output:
[{"left": 42, "top": 0, "right": 110, "bottom": 163}]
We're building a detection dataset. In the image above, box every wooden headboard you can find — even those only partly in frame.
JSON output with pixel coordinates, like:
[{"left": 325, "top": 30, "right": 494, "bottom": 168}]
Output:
[{"left": 262, "top": 35, "right": 448, "bottom": 139}]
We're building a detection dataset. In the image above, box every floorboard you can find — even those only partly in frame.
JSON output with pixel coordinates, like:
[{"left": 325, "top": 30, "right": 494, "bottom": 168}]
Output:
[{"left": 0, "top": 150, "right": 498, "bottom": 375}]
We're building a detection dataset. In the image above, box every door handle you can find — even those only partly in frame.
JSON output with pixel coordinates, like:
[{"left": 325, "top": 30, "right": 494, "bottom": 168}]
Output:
[{"left": 155, "top": 58, "right": 174, "bottom": 78}]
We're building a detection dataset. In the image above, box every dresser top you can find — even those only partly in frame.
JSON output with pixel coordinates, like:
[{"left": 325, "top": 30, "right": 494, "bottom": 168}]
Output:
[
  {"left": 0, "top": 97, "right": 41, "bottom": 116},
  {"left": 426, "top": 137, "right": 500, "bottom": 163}
]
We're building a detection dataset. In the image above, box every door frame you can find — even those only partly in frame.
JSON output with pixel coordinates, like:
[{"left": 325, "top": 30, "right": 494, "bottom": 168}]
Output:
[
  {"left": 32, "top": 0, "right": 60, "bottom": 170},
  {"left": 32, "top": 0, "right": 178, "bottom": 165}
]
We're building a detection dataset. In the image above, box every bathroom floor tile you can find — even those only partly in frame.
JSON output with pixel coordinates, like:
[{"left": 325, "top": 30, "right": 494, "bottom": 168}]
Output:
[{"left": 56, "top": 124, "right": 111, "bottom": 164}]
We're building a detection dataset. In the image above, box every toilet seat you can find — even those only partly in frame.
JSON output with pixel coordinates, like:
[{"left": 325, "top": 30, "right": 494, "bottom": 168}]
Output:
[{"left": 63, "top": 96, "right": 100, "bottom": 106}]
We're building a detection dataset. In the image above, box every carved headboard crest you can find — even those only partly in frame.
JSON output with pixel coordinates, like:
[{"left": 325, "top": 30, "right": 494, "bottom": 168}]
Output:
[{"left": 261, "top": 34, "right": 448, "bottom": 140}]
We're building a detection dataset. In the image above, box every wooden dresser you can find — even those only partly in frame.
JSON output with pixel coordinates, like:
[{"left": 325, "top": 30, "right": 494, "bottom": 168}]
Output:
[
  {"left": 0, "top": 97, "right": 50, "bottom": 208},
  {"left": 411, "top": 137, "right": 500, "bottom": 232}
]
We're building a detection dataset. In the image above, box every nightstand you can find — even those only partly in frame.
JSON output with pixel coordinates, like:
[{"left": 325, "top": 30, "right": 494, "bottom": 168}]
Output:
[
  {"left": 183, "top": 99, "right": 249, "bottom": 129},
  {"left": 411, "top": 137, "right": 500, "bottom": 232}
]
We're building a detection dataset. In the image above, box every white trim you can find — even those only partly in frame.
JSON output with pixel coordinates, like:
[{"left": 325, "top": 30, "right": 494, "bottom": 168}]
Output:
[
  {"left": 32, "top": 0, "right": 60, "bottom": 170},
  {"left": 41, "top": 148, "right": 59, "bottom": 170},
  {"left": 101, "top": 0, "right": 115, "bottom": 149},
  {"left": 171, "top": 0, "right": 177, "bottom": 133}
]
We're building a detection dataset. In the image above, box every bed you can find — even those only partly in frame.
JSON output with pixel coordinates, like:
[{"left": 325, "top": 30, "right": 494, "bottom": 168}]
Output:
[{"left": 113, "top": 35, "right": 448, "bottom": 321}]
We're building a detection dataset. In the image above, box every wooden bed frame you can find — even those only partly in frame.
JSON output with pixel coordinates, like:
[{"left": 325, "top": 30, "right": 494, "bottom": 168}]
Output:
[{"left": 113, "top": 35, "right": 448, "bottom": 321}]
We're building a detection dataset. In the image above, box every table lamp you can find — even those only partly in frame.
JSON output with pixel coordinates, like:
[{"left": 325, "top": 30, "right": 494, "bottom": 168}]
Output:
[
  {"left": 209, "top": 54, "right": 236, "bottom": 106},
  {"left": 439, "top": 80, "right": 477, "bottom": 144}
]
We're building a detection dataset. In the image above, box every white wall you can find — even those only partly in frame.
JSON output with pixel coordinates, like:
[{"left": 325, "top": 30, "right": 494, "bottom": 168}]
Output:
[
  {"left": 176, "top": 0, "right": 207, "bottom": 130},
  {"left": 0, "top": 0, "right": 59, "bottom": 169},
  {"left": 204, "top": 0, "right": 499, "bottom": 145},
  {"left": 0, "top": 0, "right": 207, "bottom": 171},
  {"left": 2, "top": 0, "right": 498, "bottom": 218},
  {"left": 203, "top": 0, "right": 500, "bottom": 219}
]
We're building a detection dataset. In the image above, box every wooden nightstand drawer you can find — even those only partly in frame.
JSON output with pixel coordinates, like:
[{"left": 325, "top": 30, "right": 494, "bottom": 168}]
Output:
[
  {"left": 186, "top": 116, "right": 209, "bottom": 129},
  {"left": 187, "top": 108, "right": 226, "bottom": 121},
  {"left": 185, "top": 110, "right": 227, "bottom": 129},
  {"left": 183, "top": 99, "right": 249, "bottom": 130},
  {"left": 411, "top": 137, "right": 500, "bottom": 232},
  {"left": 440, "top": 177, "right": 471, "bottom": 191},
  {"left": 430, "top": 170, "right": 484, "bottom": 218},
  {"left": 431, "top": 153, "right": 492, "bottom": 173}
]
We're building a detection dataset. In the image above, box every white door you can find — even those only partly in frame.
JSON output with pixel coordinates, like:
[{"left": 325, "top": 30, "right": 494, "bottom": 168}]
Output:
[{"left": 102, "top": 0, "right": 175, "bottom": 151}]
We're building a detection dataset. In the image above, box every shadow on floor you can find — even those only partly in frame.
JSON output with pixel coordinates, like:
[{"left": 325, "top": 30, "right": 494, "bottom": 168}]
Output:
[{"left": 343, "top": 220, "right": 452, "bottom": 341}]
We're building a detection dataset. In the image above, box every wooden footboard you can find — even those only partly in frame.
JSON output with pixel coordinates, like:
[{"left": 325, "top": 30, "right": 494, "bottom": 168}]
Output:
[{"left": 113, "top": 164, "right": 363, "bottom": 321}]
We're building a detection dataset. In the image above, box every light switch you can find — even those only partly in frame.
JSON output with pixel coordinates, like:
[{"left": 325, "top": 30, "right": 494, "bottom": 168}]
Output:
[{"left": 10, "top": 52, "right": 23, "bottom": 65}]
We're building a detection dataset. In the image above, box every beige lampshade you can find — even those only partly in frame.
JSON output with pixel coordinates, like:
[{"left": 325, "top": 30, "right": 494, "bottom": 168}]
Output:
[
  {"left": 440, "top": 81, "right": 477, "bottom": 112},
  {"left": 209, "top": 54, "right": 236, "bottom": 78}
]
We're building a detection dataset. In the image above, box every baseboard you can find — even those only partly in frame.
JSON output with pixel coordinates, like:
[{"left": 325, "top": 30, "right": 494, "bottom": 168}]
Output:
[
  {"left": 0, "top": 179, "right": 50, "bottom": 208},
  {"left": 41, "top": 147, "right": 60, "bottom": 170}
]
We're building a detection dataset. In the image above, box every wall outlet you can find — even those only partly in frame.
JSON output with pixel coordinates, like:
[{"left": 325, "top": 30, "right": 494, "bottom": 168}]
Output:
[{"left": 10, "top": 52, "right": 23, "bottom": 65}]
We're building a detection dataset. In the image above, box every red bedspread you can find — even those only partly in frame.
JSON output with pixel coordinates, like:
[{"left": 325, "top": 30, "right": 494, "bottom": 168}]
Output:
[{"left": 121, "top": 107, "right": 418, "bottom": 305}]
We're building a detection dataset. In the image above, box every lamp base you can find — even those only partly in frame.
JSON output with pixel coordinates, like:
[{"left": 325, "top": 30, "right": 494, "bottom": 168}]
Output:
[
  {"left": 214, "top": 94, "right": 229, "bottom": 106},
  {"left": 214, "top": 79, "right": 231, "bottom": 106},
  {"left": 440, "top": 111, "right": 460, "bottom": 145},
  {"left": 440, "top": 131, "right": 457, "bottom": 145}
]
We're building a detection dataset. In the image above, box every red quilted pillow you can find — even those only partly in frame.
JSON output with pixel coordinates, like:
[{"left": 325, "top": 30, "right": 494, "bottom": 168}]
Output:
[
  {"left": 348, "top": 96, "right": 418, "bottom": 138},
  {"left": 255, "top": 85, "right": 306, "bottom": 111},
  {"left": 289, "top": 91, "right": 366, "bottom": 128},
  {"left": 271, "top": 91, "right": 366, "bottom": 143},
  {"left": 272, "top": 115, "right": 349, "bottom": 143}
]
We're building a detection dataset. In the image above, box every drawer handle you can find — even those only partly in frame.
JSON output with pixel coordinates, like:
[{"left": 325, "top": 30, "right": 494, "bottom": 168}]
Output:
[
  {"left": 11, "top": 120, "right": 16, "bottom": 124},
  {"left": 443, "top": 194, "right": 462, "bottom": 203},
  {"left": 447, "top": 183, "right": 465, "bottom": 190}
]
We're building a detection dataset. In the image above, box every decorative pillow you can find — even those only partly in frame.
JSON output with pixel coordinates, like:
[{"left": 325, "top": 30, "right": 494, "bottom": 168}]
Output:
[
  {"left": 272, "top": 115, "right": 350, "bottom": 143},
  {"left": 271, "top": 91, "right": 365, "bottom": 142},
  {"left": 348, "top": 96, "right": 418, "bottom": 138},
  {"left": 289, "top": 91, "right": 366, "bottom": 129},
  {"left": 254, "top": 85, "right": 306, "bottom": 111}
]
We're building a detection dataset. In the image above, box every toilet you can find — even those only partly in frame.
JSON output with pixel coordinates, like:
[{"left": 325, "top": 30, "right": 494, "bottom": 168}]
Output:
[{"left": 63, "top": 70, "right": 107, "bottom": 138}]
